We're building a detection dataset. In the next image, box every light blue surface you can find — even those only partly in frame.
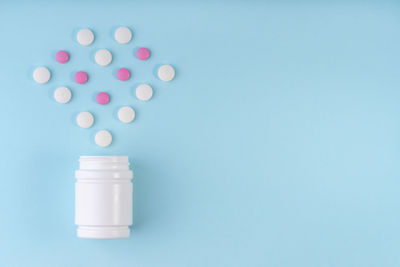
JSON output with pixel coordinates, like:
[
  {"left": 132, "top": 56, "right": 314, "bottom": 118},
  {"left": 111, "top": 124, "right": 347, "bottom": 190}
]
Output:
[{"left": 0, "top": 1, "right": 399, "bottom": 266}]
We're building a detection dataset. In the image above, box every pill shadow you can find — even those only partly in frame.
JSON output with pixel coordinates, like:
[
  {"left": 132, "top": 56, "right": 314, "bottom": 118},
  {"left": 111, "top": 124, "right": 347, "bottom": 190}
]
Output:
[
  {"left": 89, "top": 49, "right": 98, "bottom": 65},
  {"left": 47, "top": 87, "right": 54, "bottom": 101},
  {"left": 50, "top": 50, "right": 57, "bottom": 62},
  {"left": 128, "top": 156, "right": 153, "bottom": 233},
  {"left": 128, "top": 154, "right": 177, "bottom": 236},
  {"left": 112, "top": 68, "right": 119, "bottom": 80}
]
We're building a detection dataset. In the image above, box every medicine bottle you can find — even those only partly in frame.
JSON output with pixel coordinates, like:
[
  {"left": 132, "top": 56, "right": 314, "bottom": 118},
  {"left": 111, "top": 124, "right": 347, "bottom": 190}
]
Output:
[{"left": 75, "top": 156, "right": 133, "bottom": 239}]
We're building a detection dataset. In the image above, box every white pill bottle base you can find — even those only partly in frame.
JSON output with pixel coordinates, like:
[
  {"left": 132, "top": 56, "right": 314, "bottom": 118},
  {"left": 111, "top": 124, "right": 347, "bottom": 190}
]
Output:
[{"left": 75, "top": 156, "right": 133, "bottom": 239}]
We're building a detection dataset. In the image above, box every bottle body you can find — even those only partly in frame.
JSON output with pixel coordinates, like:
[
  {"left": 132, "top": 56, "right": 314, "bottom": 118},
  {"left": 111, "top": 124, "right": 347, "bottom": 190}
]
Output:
[{"left": 75, "top": 156, "right": 133, "bottom": 239}]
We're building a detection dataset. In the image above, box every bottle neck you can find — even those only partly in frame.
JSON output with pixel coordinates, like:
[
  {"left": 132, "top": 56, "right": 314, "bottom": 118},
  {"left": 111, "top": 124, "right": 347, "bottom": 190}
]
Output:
[
  {"left": 79, "top": 156, "right": 130, "bottom": 170},
  {"left": 76, "top": 156, "right": 133, "bottom": 180}
]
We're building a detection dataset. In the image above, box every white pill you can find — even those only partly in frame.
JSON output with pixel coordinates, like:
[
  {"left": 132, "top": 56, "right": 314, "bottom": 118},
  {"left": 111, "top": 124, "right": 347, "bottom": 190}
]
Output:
[
  {"left": 114, "top": 26, "right": 132, "bottom": 44},
  {"left": 76, "top": 111, "right": 94, "bottom": 128},
  {"left": 118, "top": 106, "right": 135, "bottom": 123},
  {"left": 77, "top": 29, "right": 94, "bottom": 46},
  {"left": 95, "top": 130, "right": 112, "bottom": 147},
  {"left": 158, "top": 64, "right": 175, "bottom": 82},
  {"left": 54, "top": 86, "right": 71, "bottom": 104},
  {"left": 33, "top": 67, "right": 51, "bottom": 84},
  {"left": 95, "top": 49, "right": 112, "bottom": 66},
  {"left": 136, "top": 84, "right": 153, "bottom": 101}
]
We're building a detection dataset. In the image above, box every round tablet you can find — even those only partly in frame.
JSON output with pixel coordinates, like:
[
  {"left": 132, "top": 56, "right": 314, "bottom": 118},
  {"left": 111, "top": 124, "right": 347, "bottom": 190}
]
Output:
[
  {"left": 118, "top": 106, "right": 135, "bottom": 123},
  {"left": 95, "top": 49, "right": 112, "bottom": 66},
  {"left": 75, "top": 71, "right": 88, "bottom": 84},
  {"left": 137, "top": 47, "right": 150, "bottom": 60},
  {"left": 95, "top": 130, "right": 112, "bottom": 147},
  {"left": 117, "top": 68, "right": 130, "bottom": 81},
  {"left": 96, "top": 92, "right": 110, "bottom": 105},
  {"left": 158, "top": 64, "right": 175, "bottom": 82},
  {"left": 136, "top": 84, "right": 153, "bottom": 101},
  {"left": 77, "top": 29, "right": 94, "bottom": 46},
  {"left": 114, "top": 27, "right": 132, "bottom": 44},
  {"left": 56, "top": 50, "right": 69, "bottom": 63},
  {"left": 54, "top": 86, "right": 72, "bottom": 104},
  {"left": 33, "top": 67, "right": 51, "bottom": 84},
  {"left": 76, "top": 111, "right": 94, "bottom": 128}
]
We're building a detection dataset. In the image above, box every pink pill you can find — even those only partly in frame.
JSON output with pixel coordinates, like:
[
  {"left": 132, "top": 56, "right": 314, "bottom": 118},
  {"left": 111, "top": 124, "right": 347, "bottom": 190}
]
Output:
[
  {"left": 56, "top": 50, "right": 69, "bottom": 63},
  {"left": 117, "top": 68, "right": 130, "bottom": 81},
  {"left": 96, "top": 92, "right": 110, "bottom": 105},
  {"left": 137, "top": 47, "right": 150, "bottom": 60},
  {"left": 75, "top": 71, "right": 88, "bottom": 84}
]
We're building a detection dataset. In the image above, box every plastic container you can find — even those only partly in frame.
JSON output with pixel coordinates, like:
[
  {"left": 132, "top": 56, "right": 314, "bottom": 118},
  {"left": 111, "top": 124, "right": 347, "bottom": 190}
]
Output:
[{"left": 75, "top": 156, "right": 133, "bottom": 239}]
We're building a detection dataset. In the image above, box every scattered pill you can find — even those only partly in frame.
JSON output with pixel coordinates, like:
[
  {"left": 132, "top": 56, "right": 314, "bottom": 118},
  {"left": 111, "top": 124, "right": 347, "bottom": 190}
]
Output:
[
  {"left": 137, "top": 47, "right": 150, "bottom": 60},
  {"left": 118, "top": 106, "right": 135, "bottom": 123},
  {"left": 54, "top": 86, "right": 72, "bottom": 104},
  {"left": 95, "top": 130, "right": 112, "bottom": 147},
  {"left": 117, "top": 68, "right": 130, "bottom": 81},
  {"left": 76, "top": 111, "right": 94, "bottom": 128},
  {"left": 75, "top": 71, "right": 88, "bottom": 84},
  {"left": 95, "top": 49, "right": 112, "bottom": 66},
  {"left": 56, "top": 50, "right": 69, "bottom": 63},
  {"left": 77, "top": 29, "right": 94, "bottom": 46},
  {"left": 33, "top": 67, "right": 51, "bottom": 84},
  {"left": 114, "top": 26, "right": 132, "bottom": 44},
  {"left": 158, "top": 64, "right": 175, "bottom": 82},
  {"left": 96, "top": 92, "right": 110, "bottom": 105},
  {"left": 136, "top": 84, "right": 153, "bottom": 101}
]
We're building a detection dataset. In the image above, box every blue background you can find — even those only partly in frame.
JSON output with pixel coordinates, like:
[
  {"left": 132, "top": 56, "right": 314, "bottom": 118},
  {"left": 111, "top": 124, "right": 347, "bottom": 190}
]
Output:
[{"left": 0, "top": 1, "right": 399, "bottom": 266}]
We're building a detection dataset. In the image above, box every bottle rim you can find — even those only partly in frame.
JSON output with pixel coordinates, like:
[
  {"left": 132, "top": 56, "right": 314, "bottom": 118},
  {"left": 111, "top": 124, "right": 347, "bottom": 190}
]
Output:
[{"left": 79, "top": 156, "right": 129, "bottom": 162}]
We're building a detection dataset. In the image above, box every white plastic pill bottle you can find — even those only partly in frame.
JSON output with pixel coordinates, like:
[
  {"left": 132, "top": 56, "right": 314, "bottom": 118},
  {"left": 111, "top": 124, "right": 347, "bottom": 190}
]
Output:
[{"left": 75, "top": 156, "right": 133, "bottom": 239}]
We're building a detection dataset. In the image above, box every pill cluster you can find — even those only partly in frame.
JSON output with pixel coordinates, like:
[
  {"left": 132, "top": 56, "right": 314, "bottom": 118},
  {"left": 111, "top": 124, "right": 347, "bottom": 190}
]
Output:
[{"left": 32, "top": 27, "right": 176, "bottom": 147}]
